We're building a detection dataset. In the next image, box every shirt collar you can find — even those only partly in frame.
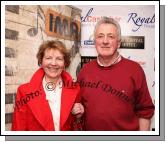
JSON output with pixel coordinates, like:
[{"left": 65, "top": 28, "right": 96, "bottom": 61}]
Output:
[{"left": 97, "top": 54, "right": 121, "bottom": 67}]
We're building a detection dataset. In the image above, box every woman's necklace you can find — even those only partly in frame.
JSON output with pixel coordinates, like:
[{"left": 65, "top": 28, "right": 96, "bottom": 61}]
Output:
[{"left": 44, "top": 76, "right": 56, "bottom": 91}]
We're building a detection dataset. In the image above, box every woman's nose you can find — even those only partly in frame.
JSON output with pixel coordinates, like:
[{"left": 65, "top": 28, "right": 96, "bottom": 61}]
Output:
[{"left": 50, "top": 59, "right": 58, "bottom": 65}]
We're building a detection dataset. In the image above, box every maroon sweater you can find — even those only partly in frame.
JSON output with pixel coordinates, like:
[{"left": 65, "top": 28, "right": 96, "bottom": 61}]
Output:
[{"left": 77, "top": 57, "right": 154, "bottom": 131}]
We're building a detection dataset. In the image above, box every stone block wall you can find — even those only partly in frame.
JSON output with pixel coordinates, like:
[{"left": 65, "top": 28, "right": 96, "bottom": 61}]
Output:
[{"left": 5, "top": 5, "right": 81, "bottom": 130}]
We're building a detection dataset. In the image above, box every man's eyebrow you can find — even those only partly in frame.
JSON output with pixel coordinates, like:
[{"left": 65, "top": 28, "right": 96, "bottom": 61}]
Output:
[
  {"left": 107, "top": 33, "right": 115, "bottom": 35},
  {"left": 97, "top": 33, "right": 114, "bottom": 35},
  {"left": 97, "top": 33, "right": 104, "bottom": 35}
]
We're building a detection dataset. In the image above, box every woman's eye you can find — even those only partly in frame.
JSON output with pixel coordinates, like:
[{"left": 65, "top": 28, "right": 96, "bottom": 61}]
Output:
[
  {"left": 45, "top": 57, "right": 52, "bottom": 59},
  {"left": 56, "top": 58, "right": 64, "bottom": 61}
]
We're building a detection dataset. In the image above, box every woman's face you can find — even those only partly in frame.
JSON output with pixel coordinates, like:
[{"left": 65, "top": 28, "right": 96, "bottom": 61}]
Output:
[{"left": 41, "top": 48, "right": 65, "bottom": 81}]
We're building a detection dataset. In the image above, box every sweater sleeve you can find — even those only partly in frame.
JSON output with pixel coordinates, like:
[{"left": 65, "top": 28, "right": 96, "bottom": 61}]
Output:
[{"left": 134, "top": 67, "right": 155, "bottom": 119}]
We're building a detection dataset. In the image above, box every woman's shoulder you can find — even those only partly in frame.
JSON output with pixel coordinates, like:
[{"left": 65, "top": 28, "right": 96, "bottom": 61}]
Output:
[
  {"left": 17, "top": 83, "right": 31, "bottom": 94},
  {"left": 18, "top": 82, "right": 29, "bottom": 89}
]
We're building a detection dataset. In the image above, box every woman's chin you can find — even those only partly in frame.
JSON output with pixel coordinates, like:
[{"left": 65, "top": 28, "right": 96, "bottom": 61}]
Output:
[{"left": 46, "top": 74, "right": 60, "bottom": 79}]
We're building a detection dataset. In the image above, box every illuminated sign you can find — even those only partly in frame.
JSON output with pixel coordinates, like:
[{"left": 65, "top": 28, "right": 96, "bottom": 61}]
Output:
[
  {"left": 45, "top": 9, "right": 80, "bottom": 41},
  {"left": 120, "top": 36, "right": 145, "bottom": 49}
]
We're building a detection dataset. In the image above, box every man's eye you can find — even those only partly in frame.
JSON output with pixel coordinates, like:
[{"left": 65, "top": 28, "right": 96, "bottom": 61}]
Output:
[
  {"left": 108, "top": 35, "right": 115, "bottom": 39},
  {"left": 97, "top": 35, "right": 103, "bottom": 38}
]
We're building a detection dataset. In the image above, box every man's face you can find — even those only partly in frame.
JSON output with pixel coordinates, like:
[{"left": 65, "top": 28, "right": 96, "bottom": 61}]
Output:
[{"left": 95, "top": 23, "right": 120, "bottom": 58}]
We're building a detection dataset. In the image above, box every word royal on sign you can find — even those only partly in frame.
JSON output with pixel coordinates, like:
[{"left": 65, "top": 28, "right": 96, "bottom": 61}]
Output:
[{"left": 128, "top": 13, "right": 155, "bottom": 32}]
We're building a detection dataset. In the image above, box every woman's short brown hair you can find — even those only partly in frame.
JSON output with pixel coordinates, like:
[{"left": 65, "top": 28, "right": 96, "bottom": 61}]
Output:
[{"left": 36, "top": 40, "right": 71, "bottom": 68}]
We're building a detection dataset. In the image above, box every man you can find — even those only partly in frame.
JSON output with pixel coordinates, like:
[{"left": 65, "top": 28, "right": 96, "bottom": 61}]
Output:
[{"left": 77, "top": 17, "right": 155, "bottom": 131}]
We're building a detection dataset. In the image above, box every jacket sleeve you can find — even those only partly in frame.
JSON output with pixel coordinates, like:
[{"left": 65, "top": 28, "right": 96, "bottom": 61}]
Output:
[
  {"left": 12, "top": 84, "right": 28, "bottom": 131},
  {"left": 72, "top": 83, "right": 85, "bottom": 131}
]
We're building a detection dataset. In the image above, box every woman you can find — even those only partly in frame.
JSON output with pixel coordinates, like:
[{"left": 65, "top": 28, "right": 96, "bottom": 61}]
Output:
[{"left": 12, "top": 40, "right": 84, "bottom": 131}]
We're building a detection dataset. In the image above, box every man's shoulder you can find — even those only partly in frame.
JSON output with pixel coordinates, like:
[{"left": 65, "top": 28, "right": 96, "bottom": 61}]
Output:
[
  {"left": 78, "top": 60, "right": 96, "bottom": 78},
  {"left": 122, "top": 57, "right": 144, "bottom": 74},
  {"left": 122, "top": 57, "right": 141, "bottom": 68},
  {"left": 82, "top": 59, "right": 97, "bottom": 69}
]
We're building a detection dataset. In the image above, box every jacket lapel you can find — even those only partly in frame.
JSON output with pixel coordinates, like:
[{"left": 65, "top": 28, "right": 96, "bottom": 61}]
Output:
[
  {"left": 60, "top": 86, "right": 79, "bottom": 129},
  {"left": 26, "top": 68, "right": 79, "bottom": 130},
  {"left": 27, "top": 68, "right": 55, "bottom": 130},
  {"left": 59, "top": 71, "right": 80, "bottom": 129}
]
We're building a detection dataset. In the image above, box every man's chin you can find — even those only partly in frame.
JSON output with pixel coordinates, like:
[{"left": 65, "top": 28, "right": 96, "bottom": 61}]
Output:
[{"left": 99, "top": 54, "right": 114, "bottom": 58}]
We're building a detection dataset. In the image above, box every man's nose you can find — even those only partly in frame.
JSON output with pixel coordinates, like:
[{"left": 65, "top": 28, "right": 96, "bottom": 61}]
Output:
[{"left": 103, "top": 36, "right": 109, "bottom": 44}]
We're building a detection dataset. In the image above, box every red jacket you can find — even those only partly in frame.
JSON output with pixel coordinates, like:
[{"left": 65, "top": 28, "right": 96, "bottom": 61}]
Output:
[{"left": 12, "top": 68, "right": 81, "bottom": 131}]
